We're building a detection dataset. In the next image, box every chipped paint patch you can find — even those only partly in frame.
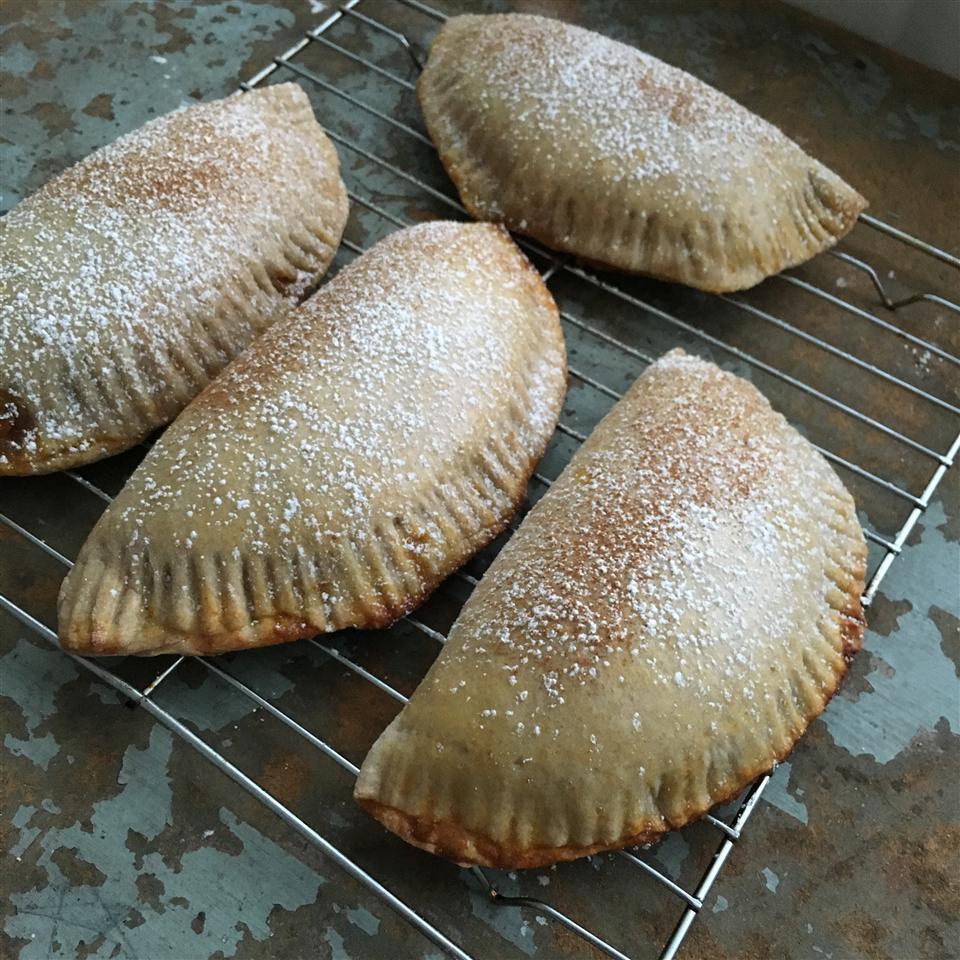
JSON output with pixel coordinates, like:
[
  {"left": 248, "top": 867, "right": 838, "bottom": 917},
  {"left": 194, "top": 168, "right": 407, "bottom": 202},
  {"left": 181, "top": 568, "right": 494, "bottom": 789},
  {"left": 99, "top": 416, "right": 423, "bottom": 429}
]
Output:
[
  {"left": 5, "top": 726, "right": 324, "bottom": 958},
  {"left": 762, "top": 867, "right": 780, "bottom": 892},
  {"left": 12, "top": 805, "right": 36, "bottom": 828},
  {"left": 764, "top": 760, "right": 809, "bottom": 824},
  {"left": 0, "top": 639, "right": 77, "bottom": 730},
  {"left": 324, "top": 926, "right": 349, "bottom": 960},
  {"left": 823, "top": 501, "right": 957, "bottom": 763},
  {"left": 462, "top": 869, "right": 537, "bottom": 956},
  {"left": 712, "top": 894, "right": 729, "bottom": 913},
  {"left": 88, "top": 685, "right": 123, "bottom": 707},
  {"left": 346, "top": 906, "right": 380, "bottom": 936},
  {"left": 652, "top": 830, "right": 690, "bottom": 880},
  {"left": 10, "top": 805, "right": 40, "bottom": 860},
  {"left": 0, "top": 1, "right": 297, "bottom": 207},
  {"left": 5, "top": 731, "right": 59, "bottom": 771},
  {"left": 0, "top": 638, "right": 77, "bottom": 769},
  {"left": 157, "top": 649, "right": 295, "bottom": 731}
]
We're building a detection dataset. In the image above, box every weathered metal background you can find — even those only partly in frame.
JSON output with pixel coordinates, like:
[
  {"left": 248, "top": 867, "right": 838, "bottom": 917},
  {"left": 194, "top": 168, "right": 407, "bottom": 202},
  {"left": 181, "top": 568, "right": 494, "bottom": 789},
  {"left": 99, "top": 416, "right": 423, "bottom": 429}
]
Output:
[{"left": 1, "top": 1, "right": 958, "bottom": 959}]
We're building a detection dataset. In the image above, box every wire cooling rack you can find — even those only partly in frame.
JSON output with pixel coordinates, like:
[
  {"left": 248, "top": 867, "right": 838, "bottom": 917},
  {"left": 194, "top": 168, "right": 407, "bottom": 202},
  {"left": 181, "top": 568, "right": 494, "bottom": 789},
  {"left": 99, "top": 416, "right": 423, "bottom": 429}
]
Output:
[{"left": 2, "top": 1, "right": 958, "bottom": 957}]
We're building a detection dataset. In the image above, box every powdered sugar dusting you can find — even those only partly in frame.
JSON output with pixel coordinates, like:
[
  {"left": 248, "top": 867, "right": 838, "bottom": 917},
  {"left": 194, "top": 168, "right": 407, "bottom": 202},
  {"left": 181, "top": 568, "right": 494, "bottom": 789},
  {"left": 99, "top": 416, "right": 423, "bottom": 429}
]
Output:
[
  {"left": 1, "top": 82, "right": 344, "bottom": 468},
  {"left": 432, "top": 15, "right": 816, "bottom": 208},
  {"left": 93, "top": 221, "right": 564, "bottom": 604},
  {"left": 432, "top": 349, "right": 864, "bottom": 751}
]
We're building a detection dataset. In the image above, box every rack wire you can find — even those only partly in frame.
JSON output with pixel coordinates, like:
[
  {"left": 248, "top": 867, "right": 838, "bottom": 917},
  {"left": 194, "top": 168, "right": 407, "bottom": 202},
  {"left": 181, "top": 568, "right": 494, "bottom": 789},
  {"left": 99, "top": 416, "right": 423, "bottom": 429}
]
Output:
[{"left": 2, "top": 1, "right": 958, "bottom": 957}]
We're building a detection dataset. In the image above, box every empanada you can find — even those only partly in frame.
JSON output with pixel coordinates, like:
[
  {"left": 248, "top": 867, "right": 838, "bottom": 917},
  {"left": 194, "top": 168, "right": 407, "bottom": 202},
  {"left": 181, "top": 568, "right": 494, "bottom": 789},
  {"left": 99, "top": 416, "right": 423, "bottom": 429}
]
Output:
[
  {"left": 355, "top": 349, "right": 866, "bottom": 868},
  {"left": 418, "top": 14, "right": 867, "bottom": 292},
  {"left": 1, "top": 83, "right": 348, "bottom": 475},
  {"left": 58, "top": 222, "right": 566, "bottom": 656}
]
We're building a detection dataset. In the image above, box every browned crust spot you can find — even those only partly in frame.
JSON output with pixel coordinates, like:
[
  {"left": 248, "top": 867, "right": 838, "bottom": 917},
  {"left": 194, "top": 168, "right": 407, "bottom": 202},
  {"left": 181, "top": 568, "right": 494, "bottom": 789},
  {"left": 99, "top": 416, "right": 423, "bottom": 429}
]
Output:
[
  {"left": 0, "top": 390, "right": 42, "bottom": 474},
  {"left": 0, "top": 424, "right": 154, "bottom": 477},
  {"left": 839, "top": 580, "right": 867, "bottom": 661}
]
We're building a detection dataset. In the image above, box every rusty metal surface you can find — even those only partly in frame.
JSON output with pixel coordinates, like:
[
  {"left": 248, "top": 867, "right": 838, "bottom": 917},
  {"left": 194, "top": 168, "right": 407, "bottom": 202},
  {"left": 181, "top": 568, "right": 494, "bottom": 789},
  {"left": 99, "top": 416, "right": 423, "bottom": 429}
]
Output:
[{"left": 1, "top": 1, "right": 958, "bottom": 959}]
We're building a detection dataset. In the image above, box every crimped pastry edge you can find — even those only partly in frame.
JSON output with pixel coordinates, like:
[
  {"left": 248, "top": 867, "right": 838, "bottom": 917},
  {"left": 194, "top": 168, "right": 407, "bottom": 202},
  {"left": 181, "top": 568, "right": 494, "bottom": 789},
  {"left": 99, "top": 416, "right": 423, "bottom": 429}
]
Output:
[{"left": 356, "top": 573, "right": 865, "bottom": 869}]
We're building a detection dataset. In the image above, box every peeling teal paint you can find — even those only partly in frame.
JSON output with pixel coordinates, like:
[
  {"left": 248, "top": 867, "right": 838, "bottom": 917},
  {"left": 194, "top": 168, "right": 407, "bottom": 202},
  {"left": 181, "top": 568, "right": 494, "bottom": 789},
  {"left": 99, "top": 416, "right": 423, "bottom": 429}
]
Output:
[
  {"left": 1, "top": 638, "right": 77, "bottom": 769},
  {"left": 3, "top": 41, "right": 36, "bottom": 73},
  {"left": 156, "top": 649, "right": 295, "bottom": 731},
  {"left": 5, "top": 725, "right": 324, "bottom": 958},
  {"left": 346, "top": 905, "right": 381, "bottom": 936},
  {"left": 712, "top": 894, "right": 729, "bottom": 913},
  {"left": 1, "top": 638, "right": 77, "bottom": 730},
  {"left": 823, "top": 501, "right": 958, "bottom": 763},
  {"left": 762, "top": 867, "right": 780, "bottom": 893},
  {"left": 651, "top": 830, "right": 690, "bottom": 880},
  {"left": 89, "top": 685, "right": 123, "bottom": 707},
  {"left": 323, "top": 925, "right": 349, "bottom": 960},
  {"left": 1, "top": 1, "right": 296, "bottom": 207},
  {"left": 12, "top": 805, "right": 36, "bottom": 828},
  {"left": 121, "top": 727, "right": 174, "bottom": 841},
  {"left": 5, "top": 732, "right": 60, "bottom": 771},
  {"left": 764, "top": 760, "right": 809, "bottom": 824},
  {"left": 462, "top": 869, "right": 537, "bottom": 956},
  {"left": 156, "top": 674, "right": 263, "bottom": 732},
  {"left": 10, "top": 806, "right": 40, "bottom": 860},
  {"left": 884, "top": 110, "right": 908, "bottom": 141}
]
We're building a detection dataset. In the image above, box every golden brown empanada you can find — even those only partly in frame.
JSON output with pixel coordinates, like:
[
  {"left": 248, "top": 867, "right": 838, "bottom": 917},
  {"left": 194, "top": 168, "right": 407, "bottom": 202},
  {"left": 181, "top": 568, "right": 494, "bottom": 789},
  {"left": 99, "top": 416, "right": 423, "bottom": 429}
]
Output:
[
  {"left": 58, "top": 222, "right": 566, "bottom": 656},
  {"left": 418, "top": 14, "right": 867, "bottom": 292},
  {"left": 1, "top": 83, "right": 348, "bottom": 475},
  {"left": 355, "top": 349, "right": 866, "bottom": 868}
]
